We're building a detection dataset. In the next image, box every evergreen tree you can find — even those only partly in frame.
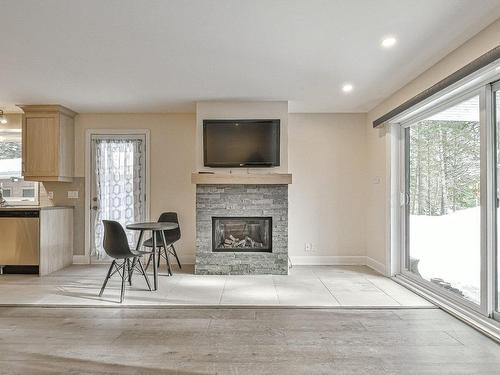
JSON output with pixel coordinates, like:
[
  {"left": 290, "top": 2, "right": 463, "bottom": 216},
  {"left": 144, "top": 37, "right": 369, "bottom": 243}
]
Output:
[{"left": 409, "top": 120, "right": 480, "bottom": 216}]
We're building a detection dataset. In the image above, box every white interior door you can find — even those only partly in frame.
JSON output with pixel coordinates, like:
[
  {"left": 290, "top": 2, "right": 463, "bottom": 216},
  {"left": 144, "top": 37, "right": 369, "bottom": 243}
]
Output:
[{"left": 90, "top": 134, "right": 147, "bottom": 261}]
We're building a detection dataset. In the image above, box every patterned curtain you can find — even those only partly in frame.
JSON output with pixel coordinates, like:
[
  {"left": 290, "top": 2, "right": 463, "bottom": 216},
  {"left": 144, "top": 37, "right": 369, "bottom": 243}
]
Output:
[{"left": 92, "top": 138, "right": 145, "bottom": 259}]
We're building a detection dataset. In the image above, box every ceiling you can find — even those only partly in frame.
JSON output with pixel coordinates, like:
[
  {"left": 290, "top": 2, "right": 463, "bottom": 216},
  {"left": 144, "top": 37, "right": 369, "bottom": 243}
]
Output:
[{"left": 1, "top": 0, "right": 499, "bottom": 114}]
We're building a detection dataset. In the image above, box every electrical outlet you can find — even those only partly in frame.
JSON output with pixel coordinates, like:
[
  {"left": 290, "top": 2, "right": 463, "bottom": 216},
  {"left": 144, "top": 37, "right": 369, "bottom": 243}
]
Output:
[
  {"left": 67, "top": 191, "right": 79, "bottom": 199},
  {"left": 305, "top": 243, "right": 312, "bottom": 252},
  {"left": 47, "top": 191, "right": 54, "bottom": 199}
]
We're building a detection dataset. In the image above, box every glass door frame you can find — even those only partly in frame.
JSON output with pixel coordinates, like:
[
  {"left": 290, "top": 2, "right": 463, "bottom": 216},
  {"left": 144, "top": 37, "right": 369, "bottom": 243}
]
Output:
[
  {"left": 491, "top": 80, "right": 500, "bottom": 320},
  {"left": 398, "top": 87, "right": 491, "bottom": 316},
  {"left": 89, "top": 133, "right": 148, "bottom": 262},
  {"left": 83, "top": 128, "right": 151, "bottom": 264}
]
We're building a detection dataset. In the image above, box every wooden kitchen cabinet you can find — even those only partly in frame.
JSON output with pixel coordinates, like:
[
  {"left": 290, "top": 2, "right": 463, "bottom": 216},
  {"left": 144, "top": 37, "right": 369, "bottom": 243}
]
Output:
[{"left": 19, "top": 105, "right": 77, "bottom": 182}]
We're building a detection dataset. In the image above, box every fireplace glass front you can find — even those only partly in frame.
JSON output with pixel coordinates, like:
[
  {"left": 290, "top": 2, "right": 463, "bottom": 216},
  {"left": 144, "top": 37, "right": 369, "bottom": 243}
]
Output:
[{"left": 212, "top": 217, "right": 272, "bottom": 252}]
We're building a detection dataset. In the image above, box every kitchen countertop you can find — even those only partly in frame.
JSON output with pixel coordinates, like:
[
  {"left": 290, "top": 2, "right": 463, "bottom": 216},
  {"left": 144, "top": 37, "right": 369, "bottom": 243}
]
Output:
[{"left": 0, "top": 205, "right": 73, "bottom": 211}]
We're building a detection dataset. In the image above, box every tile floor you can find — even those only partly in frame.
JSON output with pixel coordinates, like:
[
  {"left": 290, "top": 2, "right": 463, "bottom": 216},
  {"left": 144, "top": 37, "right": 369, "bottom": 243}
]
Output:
[{"left": 0, "top": 264, "right": 434, "bottom": 307}]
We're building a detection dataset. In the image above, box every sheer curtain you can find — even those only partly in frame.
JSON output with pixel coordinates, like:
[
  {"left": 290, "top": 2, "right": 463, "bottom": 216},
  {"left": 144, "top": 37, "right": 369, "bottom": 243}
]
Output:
[{"left": 92, "top": 138, "right": 145, "bottom": 259}]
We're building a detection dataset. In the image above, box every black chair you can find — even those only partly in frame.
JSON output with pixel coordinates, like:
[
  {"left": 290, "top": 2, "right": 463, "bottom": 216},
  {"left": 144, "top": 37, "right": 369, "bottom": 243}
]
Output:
[
  {"left": 99, "top": 220, "right": 152, "bottom": 303},
  {"left": 144, "top": 212, "right": 182, "bottom": 271}
]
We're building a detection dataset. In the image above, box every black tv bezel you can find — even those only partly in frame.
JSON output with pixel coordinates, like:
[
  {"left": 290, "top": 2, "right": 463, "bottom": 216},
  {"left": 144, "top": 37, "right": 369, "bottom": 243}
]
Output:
[{"left": 203, "top": 119, "right": 281, "bottom": 168}]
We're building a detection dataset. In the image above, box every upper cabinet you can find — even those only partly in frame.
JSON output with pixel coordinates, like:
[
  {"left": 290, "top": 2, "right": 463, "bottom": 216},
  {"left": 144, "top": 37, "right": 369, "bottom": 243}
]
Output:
[{"left": 18, "top": 105, "right": 77, "bottom": 182}]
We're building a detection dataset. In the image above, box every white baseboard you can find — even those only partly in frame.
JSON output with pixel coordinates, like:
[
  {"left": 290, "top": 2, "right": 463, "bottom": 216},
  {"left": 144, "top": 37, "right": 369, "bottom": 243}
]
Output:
[
  {"left": 290, "top": 255, "right": 365, "bottom": 266},
  {"left": 72, "top": 254, "right": 195, "bottom": 265},
  {"left": 365, "top": 256, "right": 387, "bottom": 275},
  {"left": 290, "top": 255, "right": 386, "bottom": 275},
  {"left": 179, "top": 255, "right": 195, "bottom": 265},
  {"left": 73, "top": 254, "right": 383, "bottom": 272},
  {"left": 73, "top": 255, "right": 90, "bottom": 264}
]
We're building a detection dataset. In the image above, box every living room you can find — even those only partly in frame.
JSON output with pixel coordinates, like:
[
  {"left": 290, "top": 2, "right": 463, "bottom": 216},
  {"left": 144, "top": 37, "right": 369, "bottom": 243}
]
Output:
[{"left": 0, "top": 1, "right": 499, "bottom": 373}]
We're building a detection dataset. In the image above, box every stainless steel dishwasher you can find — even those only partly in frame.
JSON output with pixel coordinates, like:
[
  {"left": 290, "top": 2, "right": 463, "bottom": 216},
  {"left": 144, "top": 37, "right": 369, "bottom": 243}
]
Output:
[{"left": 0, "top": 210, "right": 40, "bottom": 274}]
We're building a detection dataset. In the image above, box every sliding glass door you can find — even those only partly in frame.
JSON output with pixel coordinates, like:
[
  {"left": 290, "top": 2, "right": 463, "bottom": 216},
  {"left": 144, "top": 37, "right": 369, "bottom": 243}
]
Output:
[{"left": 405, "top": 94, "right": 482, "bottom": 306}]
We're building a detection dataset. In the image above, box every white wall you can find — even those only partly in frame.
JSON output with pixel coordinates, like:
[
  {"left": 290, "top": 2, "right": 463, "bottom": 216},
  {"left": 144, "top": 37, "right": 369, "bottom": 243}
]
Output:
[
  {"left": 365, "top": 17, "right": 500, "bottom": 273},
  {"left": 74, "top": 113, "right": 197, "bottom": 262},
  {"left": 195, "top": 101, "right": 288, "bottom": 173},
  {"left": 288, "top": 113, "right": 367, "bottom": 264}
]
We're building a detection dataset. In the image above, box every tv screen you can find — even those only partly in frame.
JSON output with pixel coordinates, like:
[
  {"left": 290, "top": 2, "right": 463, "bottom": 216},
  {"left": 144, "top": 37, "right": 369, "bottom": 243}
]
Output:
[{"left": 203, "top": 119, "right": 280, "bottom": 167}]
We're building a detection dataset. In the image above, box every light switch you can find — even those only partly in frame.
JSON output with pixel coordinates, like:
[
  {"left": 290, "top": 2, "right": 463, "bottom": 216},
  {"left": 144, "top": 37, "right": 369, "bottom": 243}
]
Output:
[
  {"left": 47, "top": 191, "right": 54, "bottom": 199},
  {"left": 372, "top": 176, "right": 381, "bottom": 185},
  {"left": 67, "top": 191, "right": 79, "bottom": 199}
]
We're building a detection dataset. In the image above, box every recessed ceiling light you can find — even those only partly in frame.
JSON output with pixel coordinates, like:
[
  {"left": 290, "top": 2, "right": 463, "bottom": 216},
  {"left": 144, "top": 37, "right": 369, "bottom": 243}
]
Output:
[
  {"left": 342, "top": 84, "right": 353, "bottom": 93},
  {"left": 381, "top": 36, "right": 397, "bottom": 48}
]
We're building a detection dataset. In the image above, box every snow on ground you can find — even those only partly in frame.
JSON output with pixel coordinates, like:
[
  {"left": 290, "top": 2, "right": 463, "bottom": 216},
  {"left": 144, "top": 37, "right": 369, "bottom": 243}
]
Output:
[
  {"left": 0, "top": 158, "right": 21, "bottom": 178},
  {"left": 410, "top": 206, "right": 480, "bottom": 303}
]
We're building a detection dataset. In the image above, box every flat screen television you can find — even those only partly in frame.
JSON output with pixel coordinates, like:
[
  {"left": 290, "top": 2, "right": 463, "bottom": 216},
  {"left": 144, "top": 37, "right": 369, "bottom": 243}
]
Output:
[{"left": 203, "top": 119, "right": 280, "bottom": 167}]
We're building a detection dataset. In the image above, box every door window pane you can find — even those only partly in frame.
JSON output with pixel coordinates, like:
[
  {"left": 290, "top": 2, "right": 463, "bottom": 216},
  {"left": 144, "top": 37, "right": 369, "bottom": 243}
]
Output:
[
  {"left": 408, "top": 95, "right": 481, "bottom": 304},
  {"left": 91, "top": 137, "right": 146, "bottom": 259}
]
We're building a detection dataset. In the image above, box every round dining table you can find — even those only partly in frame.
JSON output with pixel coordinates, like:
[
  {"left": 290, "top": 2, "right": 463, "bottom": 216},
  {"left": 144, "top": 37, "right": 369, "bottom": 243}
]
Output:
[{"left": 126, "top": 221, "right": 179, "bottom": 291}]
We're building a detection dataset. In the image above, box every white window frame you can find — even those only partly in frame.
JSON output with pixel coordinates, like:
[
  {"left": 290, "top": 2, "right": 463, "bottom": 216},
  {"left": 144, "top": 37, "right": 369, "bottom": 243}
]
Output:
[
  {"left": 386, "top": 60, "right": 500, "bottom": 340},
  {"left": 491, "top": 80, "right": 500, "bottom": 320}
]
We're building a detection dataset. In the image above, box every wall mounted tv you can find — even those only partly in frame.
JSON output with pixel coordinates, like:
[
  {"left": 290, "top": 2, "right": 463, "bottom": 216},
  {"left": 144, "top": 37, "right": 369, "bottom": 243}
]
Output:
[{"left": 203, "top": 119, "right": 280, "bottom": 168}]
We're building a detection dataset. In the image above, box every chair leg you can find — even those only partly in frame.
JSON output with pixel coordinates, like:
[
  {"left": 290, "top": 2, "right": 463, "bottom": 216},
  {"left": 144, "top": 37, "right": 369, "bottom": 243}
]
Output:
[
  {"left": 120, "top": 260, "right": 126, "bottom": 303},
  {"left": 137, "top": 258, "right": 152, "bottom": 291},
  {"left": 145, "top": 253, "right": 152, "bottom": 270},
  {"left": 99, "top": 260, "right": 115, "bottom": 297},
  {"left": 160, "top": 231, "right": 173, "bottom": 276},
  {"left": 170, "top": 243, "right": 182, "bottom": 269},
  {"left": 126, "top": 258, "right": 132, "bottom": 286},
  {"left": 164, "top": 250, "right": 172, "bottom": 276},
  {"left": 128, "top": 257, "right": 137, "bottom": 285},
  {"left": 157, "top": 246, "right": 162, "bottom": 268}
]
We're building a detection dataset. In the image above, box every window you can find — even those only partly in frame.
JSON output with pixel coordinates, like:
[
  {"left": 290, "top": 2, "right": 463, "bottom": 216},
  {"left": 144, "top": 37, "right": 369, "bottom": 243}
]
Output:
[
  {"left": 396, "top": 66, "right": 500, "bottom": 327},
  {"left": 0, "top": 128, "right": 38, "bottom": 204},
  {"left": 406, "top": 95, "right": 481, "bottom": 304},
  {"left": 22, "top": 188, "right": 35, "bottom": 198}
]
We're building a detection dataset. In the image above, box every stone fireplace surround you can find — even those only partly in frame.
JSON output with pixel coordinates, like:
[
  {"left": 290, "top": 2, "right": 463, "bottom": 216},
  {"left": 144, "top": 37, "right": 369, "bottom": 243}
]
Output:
[{"left": 195, "top": 182, "right": 288, "bottom": 275}]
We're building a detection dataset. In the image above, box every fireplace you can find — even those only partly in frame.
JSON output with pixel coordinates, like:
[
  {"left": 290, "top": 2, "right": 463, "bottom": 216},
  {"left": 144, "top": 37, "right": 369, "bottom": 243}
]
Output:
[
  {"left": 212, "top": 217, "right": 272, "bottom": 253},
  {"left": 196, "top": 184, "right": 287, "bottom": 275}
]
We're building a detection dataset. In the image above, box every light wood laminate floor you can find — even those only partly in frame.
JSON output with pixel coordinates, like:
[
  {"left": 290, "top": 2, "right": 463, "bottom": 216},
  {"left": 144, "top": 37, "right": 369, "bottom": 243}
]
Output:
[
  {"left": 0, "top": 307, "right": 498, "bottom": 374},
  {"left": 0, "top": 265, "right": 433, "bottom": 307}
]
